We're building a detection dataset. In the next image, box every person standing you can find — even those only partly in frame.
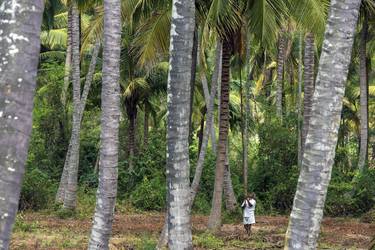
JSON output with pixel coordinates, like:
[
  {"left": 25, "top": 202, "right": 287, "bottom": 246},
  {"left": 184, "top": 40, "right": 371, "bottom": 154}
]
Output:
[{"left": 241, "top": 193, "right": 256, "bottom": 235}]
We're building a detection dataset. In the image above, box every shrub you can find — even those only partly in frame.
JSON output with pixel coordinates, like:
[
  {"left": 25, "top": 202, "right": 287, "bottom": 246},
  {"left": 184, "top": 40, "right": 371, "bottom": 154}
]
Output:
[
  {"left": 130, "top": 176, "right": 166, "bottom": 211},
  {"left": 20, "top": 168, "right": 56, "bottom": 210}
]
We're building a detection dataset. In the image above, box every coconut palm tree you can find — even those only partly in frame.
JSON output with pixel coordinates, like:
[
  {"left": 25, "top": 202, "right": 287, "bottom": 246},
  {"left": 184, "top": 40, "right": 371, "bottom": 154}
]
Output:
[
  {"left": 88, "top": 0, "right": 122, "bottom": 248},
  {"left": 62, "top": 1, "right": 82, "bottom": 210},
  {"left": 0, "top": 0, "right": 44, "bottom": 247},
  {"left": 285, "top": 0, "right": 362, "bottom": 248},
  {"left": 301, "top": 32, "right": 315, "bottom": 155},
  {"left": 165, "top": 0, "right": 196, "bottom": 247}
]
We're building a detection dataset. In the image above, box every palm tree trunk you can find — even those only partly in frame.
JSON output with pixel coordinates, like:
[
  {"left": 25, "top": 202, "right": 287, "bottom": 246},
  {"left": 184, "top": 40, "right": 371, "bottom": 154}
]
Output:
[
  {"left": 301, "top": 33, "right": 315, "bottom": 157},
  {"left": 200, "top": 41, "right": 221, "bottom": 154},
  {"left": 0, "top": 0, "right": 44, "bottom": 247},
  {"left": 189, "top": 40, "right": 221, "bottom": 205},
  {"left": 297, "top": 32, "right": 303, "bottom": 167},
  {"left": 276, "top": 31, "right": 286, "bottom": 117},
  {"left": 243, "top": 38, "right": 252, "bottom": 195},
  {"left": 189, "top": 28, "right": 198, "bottom": 142},
  {"left": 165, "top": 0, "right": 195, "bottom": 248},
  {"left": 88, "top": 0, "right": 121, "bottom": 247},
  {"left": 358, "top": 13, "right": 368, "bottom": 172},
  {"left": 61, "top": 7, "right": 73, "bottom": 108},
  {"left": 63, "top": 2, "right": 81, "bottom": 210},
  {"left": 208, "top": 38, "right": 231, "bottom": 232},
  {"left": 56, "top": 40, "right": 100, "bottom": 203},
  {"left": 285, "top": 0, "right": 361, "bottom": 248},
  {"left": 223, "top": 139, "right": 237, "bottom": 212}
]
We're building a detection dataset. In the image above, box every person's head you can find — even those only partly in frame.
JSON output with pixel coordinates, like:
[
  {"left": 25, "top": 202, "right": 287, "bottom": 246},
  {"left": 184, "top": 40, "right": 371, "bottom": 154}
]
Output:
[{"left": 247, "top": 192, "right": 255, "bottom": 200}]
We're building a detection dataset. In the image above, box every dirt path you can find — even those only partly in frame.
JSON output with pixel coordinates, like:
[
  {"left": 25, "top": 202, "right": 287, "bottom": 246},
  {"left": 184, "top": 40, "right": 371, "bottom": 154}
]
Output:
[{"left": 11, "top": 212, "right": 375, "bottom": 249}]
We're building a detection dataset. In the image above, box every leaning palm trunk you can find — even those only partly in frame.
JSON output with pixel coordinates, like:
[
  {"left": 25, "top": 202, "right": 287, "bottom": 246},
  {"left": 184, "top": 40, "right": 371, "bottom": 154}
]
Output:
[
  {"left": 200, "top": 42, "right": 222, "bottom": 154},
  {"left": 190, "top": 40, "right": 222, "bottom": 205},
  {"left": 358, "top": 13, "right": 368, "bottom": 172},
  {"left": 88, "top": 0, "right": 121, "bottom": 248},
  {"left": 0, "top": 0, "right": 44, "bottom": 248},
  {"left": 301, "top": 33, "right": 315, "bottom": 156},
  {"left": 165, "top": 0, "right": 195, "bottom": 248},
  {"left": 276, "top": 31, "right": 286, "bottom": 117},
  {"left": 208, "top": 38, "right": 231, "bottom": 232},
  {"left": 56, "top": 41, "right": 100, "bottom": 203},
  {"left": 285, "top": 0, "right": 361, "bottom": 249},
  {"left": 63, "top": 2, "right": 81, "bottom": 210}
]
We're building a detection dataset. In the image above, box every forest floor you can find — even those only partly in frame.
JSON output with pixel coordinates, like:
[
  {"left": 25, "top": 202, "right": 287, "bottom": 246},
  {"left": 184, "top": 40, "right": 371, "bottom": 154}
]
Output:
[{"left": 10, "top": 211, "right": 375, "bottom": 249}]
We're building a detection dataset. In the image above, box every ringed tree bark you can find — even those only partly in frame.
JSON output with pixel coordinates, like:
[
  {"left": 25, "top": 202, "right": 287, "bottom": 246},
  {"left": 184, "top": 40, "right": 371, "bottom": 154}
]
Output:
[
  {"left": 208, "top": 37, "right": 232, "bottom": 232},
  {"left": 276, "top": 30, "right": 286, "bottom": 117},
  {"left": 358, "top": 12, "right": 368, "bottom": 172},
  {"left": 157, "top": 39, "right": 222, "bottom": 250},
  {"left": 56, "top": 40, "right": 101, "bottom": 203},
  {"left": 88, "top": 0, "right": 121, "bottom": 248},
  {"left": 301, "top": 32, "right": 315, "bottom": 157},
  {"left": 63, "top": 2, "right": 81, "bottom": 210},
  {"left": 0, "top": 0, "right": 44, "bottom": 248},
  {"left": 165, "top": 0, "right": 195, "bottom": 248},
  {"left": 285, "top": 0, "right": 362, "bottom": 248}
]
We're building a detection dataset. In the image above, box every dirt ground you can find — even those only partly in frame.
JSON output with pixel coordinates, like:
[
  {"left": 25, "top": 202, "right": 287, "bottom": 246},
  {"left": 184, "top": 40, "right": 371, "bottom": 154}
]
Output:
[{"left": 10, "top": 212, "right": 375, "bottom": 249}]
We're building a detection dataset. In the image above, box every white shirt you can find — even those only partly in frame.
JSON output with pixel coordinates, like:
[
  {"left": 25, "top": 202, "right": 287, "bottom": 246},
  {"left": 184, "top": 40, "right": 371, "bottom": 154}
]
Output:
[{"left": 241, "top": 199, "right": 256, "bottom": 217}]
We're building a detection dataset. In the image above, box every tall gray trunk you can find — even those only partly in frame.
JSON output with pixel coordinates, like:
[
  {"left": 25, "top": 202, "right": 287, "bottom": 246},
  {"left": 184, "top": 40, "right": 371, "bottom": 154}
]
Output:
[
  {"left": 61, "top": 7, "right": 73, "bottom": 108},
  {"left": 276, "top": 31, "right": 286, "bottom": 117},
  {"left": 190, "top": 40, "right": 221, "bottom": 205},
  {"left": 88, "top": 0, "right": 121, "bottom": 248},
  {"left": 158, "top": 41, "right": 221, "bottom": 249},
  {"left": 0, "top": 0, "right": 44, "bottom": 248},
  {"left": 208, "top": 38, "right": 231, "bottom": 232},
  {"left": 56, "top": 40, "right": 100, "bottom": 203},
  {"left": 297, "top": 32, "right": 303, "bottom": 167},
  {"left": 63, "top": 3, "right": 81, "bottom": 210},
  {"left": 223, "top": 139, "right": 237, "bottom": 212},
  {"left": 166, "top": 0, "right": 195, "bottom": 248},
  {"left": 199, "top": 37, "right": 221, "bottom": 152},
  {"left": 301, "top": 33, "right": 315, "bottom": 157},
  {"left": 285, "top": 0, "right": 361, "bottom": 249},
  {"left": 358, "top": 13, "right": 368, "bottom": 172}
]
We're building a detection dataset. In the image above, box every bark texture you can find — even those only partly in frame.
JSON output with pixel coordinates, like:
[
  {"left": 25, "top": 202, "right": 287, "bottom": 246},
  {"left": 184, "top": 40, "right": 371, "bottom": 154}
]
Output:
[
  {"left": 88, "top": 0, "right": 121, "bottom": 248},
  {"left": 301, "top": 33, "right": 315, "bottom": 157},
  {"left": 190, "top": 40, "right": 222, "bottom": 204},
  {"left": 166, "top": 0, "right": 195, "bottom": 248},
  {"left": 276, "top": 31, "right": 286, "bottom": 117},
  {"left": 297, "top": 32, "right": 303, "bottom": 167},
  {"left": 285, "top": 0, "right": 361, "bottom": 249},
  {"left": 358, "top": 13, "right": 368, "bottom": 172},
  {"left": 223, "top": 140, "right": 237, "bottom": 212},
  {"left": 0, "top": 0, "right": 44, "bottom": 248},
  {"left": 208, "top": 38, "right": 231, "bottom": 232},
  {"left": 61, "top": 6, "right": 73, "bottom": 108},
  {"left": 63, "top": 2, "right": 81, "bottom": 210},
  {"left": 56, "top": 40, "right": 100, "bottom": 203}
]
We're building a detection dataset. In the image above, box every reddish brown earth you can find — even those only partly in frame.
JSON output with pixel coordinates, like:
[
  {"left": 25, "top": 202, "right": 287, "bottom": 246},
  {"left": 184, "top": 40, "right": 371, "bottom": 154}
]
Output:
[{"left": 10, "top": 212, "right": 375, "bottom": 249}]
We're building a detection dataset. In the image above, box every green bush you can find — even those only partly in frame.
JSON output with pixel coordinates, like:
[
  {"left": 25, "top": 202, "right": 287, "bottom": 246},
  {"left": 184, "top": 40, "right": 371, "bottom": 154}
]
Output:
[
  {"left": 130, "top": 176, "right": 166, "bottom": 211},
  {"left": 20, "top": 168, "right": 56, "bottom": 210},
  {"left": 194, "top": 232, "right": 224, "bottom": 249}
]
